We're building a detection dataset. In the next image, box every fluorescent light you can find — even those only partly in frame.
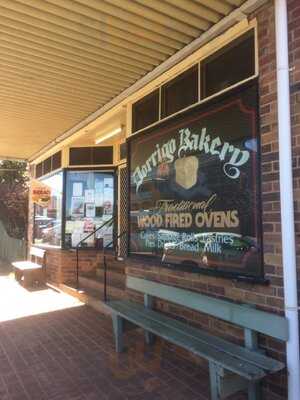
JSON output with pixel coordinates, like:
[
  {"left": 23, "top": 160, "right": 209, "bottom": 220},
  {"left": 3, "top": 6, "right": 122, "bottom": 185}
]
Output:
[{"left": 95, "top": 127, "right": 122, "bottom": 144}]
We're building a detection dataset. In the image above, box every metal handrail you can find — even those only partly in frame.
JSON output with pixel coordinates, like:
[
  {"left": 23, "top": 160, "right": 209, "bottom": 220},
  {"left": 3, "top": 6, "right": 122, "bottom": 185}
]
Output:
[
  {"left": 103, "top": 230, "right": 127, "bottom": 302},
  {"left": 75, "top": 216, "right": 114, "bottom": 289}
]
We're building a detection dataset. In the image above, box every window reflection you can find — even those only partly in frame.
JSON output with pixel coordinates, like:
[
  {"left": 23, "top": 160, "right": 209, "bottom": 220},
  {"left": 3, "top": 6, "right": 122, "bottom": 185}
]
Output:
[
  {"left": 161, "top": 231, "right": 260, "bottom": 274},
  {"left": 34, "top": 172, "right": 63, "bottom": 247},
  {"left": 64, "top": 171, "right": 114, "bottom": 248}
]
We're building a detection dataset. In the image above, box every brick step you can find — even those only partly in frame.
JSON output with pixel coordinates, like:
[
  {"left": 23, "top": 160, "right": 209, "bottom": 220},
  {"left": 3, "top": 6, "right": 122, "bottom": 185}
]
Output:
[
  {"left": 80, "top": 285, "right": 127, "bottom": 303},
  {"left": 75, "top": 248, "right": 125, "bottom": 266},
  {"left": 58, "top": 283, "right": 127, "bottom": 315},
  {"left": 98, "top": 258, "right": 126, "bottom": 273},
  {"left": 78, "top": 274, "right": 126, "bottom": 296},
  {"left": 80, "top": 269, "right": 125, "bottom": 290},
  {"left": 96, "top": 266, "right": 125, "bottom": 280}
]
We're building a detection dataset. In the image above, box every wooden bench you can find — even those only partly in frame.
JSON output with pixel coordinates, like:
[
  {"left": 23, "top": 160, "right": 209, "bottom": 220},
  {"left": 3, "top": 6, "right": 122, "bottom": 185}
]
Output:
[
  {"left": 107, "top": 276, "right": 288, "bottom": 400},
  {"left": 12, "top": 247, "right": 46, "bottom": 287}
]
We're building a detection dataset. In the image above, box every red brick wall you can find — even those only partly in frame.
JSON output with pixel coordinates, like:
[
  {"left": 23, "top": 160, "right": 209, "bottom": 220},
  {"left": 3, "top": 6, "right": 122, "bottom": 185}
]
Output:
[{"left": 44, "top": 248, "right": 101, "bottom": 284}]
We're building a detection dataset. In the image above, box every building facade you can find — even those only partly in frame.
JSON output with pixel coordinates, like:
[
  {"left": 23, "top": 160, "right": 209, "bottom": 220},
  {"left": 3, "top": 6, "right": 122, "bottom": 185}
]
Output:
[{"left": 27, "top": 1, "right": 300, "bottom": 398}]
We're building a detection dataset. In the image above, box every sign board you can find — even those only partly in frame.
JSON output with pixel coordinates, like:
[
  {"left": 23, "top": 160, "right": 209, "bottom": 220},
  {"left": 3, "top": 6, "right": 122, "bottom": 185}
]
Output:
[
  {"left": 31, "top": 179, "right": 52, "bottom": 208},
  {"left": 129, "top": 82, "right": 263, "bottom": 278}
]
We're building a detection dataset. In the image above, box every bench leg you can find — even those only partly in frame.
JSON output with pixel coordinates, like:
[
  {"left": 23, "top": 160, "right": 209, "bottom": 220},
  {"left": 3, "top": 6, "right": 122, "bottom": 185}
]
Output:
[
  {"left": 248, "top": 381, "right": 261, "bottom": 400},
  {"left": 244, "top": 327, "right": 261, "bottom": 400},
  {"left": 23, "top": 272, "right": 33, "bottom": 288},
  {"left": 112, "top": 314, "right": 124, "bottom": 353},
  {"left": 145, "top": 330, "right": 155, "bottom": 345},
  {"left": 14, "top": 268, "right": 22, "bottom": 282},
  {"left": 209, "top": 361, "right": 220, "bottom": 400},
  {"left": 144, "top": 294, "right": 155, "bottom": 345}
]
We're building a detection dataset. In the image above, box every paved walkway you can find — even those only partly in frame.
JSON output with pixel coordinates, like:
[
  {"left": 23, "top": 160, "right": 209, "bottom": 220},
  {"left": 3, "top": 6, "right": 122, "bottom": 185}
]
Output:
[{"left": 0, "top": 263, "right": 246, "bottom": 400}]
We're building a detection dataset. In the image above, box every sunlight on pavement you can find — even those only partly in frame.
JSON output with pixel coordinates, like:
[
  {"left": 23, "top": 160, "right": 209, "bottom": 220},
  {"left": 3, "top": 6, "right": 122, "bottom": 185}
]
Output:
[{"left": 0, "top": 273, "right": 83, "bottom": 322}]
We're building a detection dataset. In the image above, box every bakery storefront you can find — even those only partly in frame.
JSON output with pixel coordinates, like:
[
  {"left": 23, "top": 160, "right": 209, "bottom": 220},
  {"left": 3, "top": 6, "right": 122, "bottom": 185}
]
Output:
[{"left": 27, "top": 7, "right": 299, "bottom": 398}]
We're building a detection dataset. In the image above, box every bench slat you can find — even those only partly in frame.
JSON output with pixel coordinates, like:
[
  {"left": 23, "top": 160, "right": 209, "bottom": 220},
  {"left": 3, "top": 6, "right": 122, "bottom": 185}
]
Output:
[
  {"left": 107, "top": 300, "right": 267, "bottom": 381},
  {"left": 127, "top": 276, "right": 289, "bottom": 341}
]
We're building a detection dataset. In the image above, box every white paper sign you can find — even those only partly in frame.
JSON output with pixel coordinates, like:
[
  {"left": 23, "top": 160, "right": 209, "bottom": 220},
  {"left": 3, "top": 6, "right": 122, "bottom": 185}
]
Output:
[
  {"left": 73, "top": 182, "right": 83, "bottom": 197},
  {"left": 71, "top": 232, "right": 81, "bottom": 247},
  {"left": 84, "top": 189, "right": 95, "bottom": 203},
  {"left": 85, "top": 203, "right": 96, "bottom": 218},
  {"left": 95, "top": 192, "right": 103, "bottom": 207}
]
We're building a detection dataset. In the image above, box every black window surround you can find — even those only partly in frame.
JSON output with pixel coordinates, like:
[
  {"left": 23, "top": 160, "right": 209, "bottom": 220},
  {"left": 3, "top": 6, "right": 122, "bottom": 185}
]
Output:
[
  {"left": 161, "top": 65, "right": 199, "bottom": 118},
  {"left": 201, "top": 30, "right": 255, "bottom": 99},
  {"left": 132, "top": 89, "right": 160, "bottom": 133},
  {"left": 131, "top": 28, "right": 256, "bottom": 135},
  {"left": 69, "top": 146, "right": 114, "bottom": 166}
]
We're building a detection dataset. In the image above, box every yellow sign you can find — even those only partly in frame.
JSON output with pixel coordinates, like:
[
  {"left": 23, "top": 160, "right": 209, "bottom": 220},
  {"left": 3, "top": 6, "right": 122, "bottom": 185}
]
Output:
[{"left": 31, "top": 179, "right": 51, "bottom": 207}]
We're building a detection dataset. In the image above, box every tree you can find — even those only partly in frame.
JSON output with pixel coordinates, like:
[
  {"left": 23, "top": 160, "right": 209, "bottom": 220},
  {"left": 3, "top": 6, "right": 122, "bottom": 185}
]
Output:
[{"left": 0, "top": 160, "right": 29, "bottom": 239}]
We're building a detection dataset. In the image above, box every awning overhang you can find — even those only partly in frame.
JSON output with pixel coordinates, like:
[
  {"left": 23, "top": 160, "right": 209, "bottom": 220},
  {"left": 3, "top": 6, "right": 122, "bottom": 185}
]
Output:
[{"left": 0, "top": 0, "right": 266, "bottom": 161}]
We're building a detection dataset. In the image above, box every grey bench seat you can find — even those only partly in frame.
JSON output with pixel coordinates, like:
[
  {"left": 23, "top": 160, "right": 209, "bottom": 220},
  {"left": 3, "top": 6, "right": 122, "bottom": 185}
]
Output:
[
  {"left": 107, "top": 277, "right": 288, "bottom": 399},
  {"left": 108, "top": 299, "right": 284, "bottom": 381}
]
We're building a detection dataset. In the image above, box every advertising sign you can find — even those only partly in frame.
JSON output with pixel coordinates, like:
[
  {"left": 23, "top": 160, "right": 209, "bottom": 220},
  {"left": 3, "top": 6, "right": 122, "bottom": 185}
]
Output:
[
  {"left": 129, "top": 82, "right": 263, "bottom": 278},
  {"left": 31, "top": 179, "right": 52, "bottom": 208}
]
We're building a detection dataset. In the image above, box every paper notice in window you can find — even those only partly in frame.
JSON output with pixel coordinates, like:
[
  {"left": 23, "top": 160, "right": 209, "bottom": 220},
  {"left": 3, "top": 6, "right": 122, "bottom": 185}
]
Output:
[
  {"left": 71, "top": 232, "right": 81, "bottom": 247},
  {"left": 84, "top": 189, "right": 95, "bottom": 203},
  {"left": 95, "top": 192, "right": 103, "bottom": 207},
  {"left": 95, "top": 181, "right": 103, "bottom": 193},
  {"left": 65, "top": 221, "right": 75, "bottom": 234},
  {"left": 73, "top": 182, "right": 83, "bottom": 197},
  {"left": 103, "top": 178, "right": 113, "bottom": 214},
  {"left": 85, "top": 203, "right": 96, "bottom": 218},
  {"left": 71, "top": 196, "right": 84, "bottom": 217}
]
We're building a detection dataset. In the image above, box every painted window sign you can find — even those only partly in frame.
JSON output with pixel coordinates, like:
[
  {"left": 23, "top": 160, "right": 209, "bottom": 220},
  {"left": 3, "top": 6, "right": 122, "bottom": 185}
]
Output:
[{"left": 129, "top": 82, "right": 263, "bottom": 278}]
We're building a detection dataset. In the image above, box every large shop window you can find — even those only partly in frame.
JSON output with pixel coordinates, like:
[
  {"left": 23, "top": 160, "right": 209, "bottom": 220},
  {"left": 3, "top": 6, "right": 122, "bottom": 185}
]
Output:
[
  {"left": 64, "top": 171, "right": 114, "bottom": 248},
  {"left": 34, "top": 171, "right": 63, "bottom": 247},
  {"left": 129, "top": 81, "right": 263, "bottom": 280}
]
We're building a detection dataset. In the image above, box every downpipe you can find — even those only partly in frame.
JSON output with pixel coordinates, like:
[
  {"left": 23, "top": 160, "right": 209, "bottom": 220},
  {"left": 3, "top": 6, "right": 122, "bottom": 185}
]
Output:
[{"left": 275, "top": 1, "right": 300, "bottom": 399}]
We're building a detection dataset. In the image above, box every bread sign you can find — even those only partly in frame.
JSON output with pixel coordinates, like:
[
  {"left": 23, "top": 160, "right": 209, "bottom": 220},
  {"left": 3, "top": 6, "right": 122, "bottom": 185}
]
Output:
[{"left": 31, "top": 179, "right": 51, "bottom": 207}]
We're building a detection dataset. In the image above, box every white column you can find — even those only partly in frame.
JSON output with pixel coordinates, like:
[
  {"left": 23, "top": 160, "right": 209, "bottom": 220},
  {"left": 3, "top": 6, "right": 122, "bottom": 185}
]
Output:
[{"left": 274, "top": 1, "right": 300, "bottom": 399}]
